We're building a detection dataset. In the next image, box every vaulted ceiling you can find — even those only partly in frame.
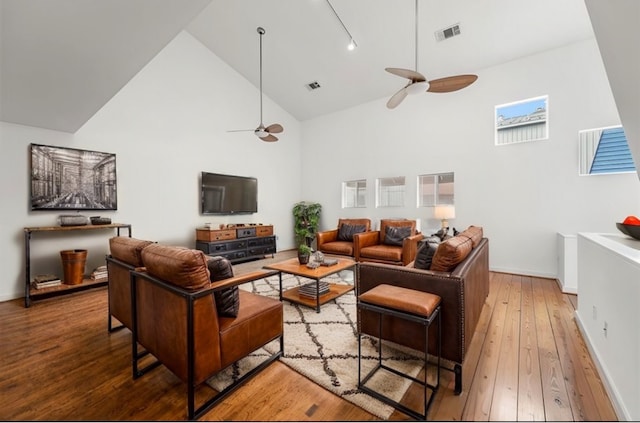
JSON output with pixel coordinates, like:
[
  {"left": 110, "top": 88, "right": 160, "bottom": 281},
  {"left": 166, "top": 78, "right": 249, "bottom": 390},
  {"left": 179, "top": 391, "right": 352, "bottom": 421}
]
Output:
[{"left": 0, "top": 0, "right": 636, "bottom": 145}]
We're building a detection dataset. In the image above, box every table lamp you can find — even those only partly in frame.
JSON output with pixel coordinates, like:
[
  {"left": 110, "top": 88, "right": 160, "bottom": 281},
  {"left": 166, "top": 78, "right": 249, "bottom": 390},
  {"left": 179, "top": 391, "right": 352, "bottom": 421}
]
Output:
[{"left": 434, "top": 205, "right": 455, "bottom": 229}]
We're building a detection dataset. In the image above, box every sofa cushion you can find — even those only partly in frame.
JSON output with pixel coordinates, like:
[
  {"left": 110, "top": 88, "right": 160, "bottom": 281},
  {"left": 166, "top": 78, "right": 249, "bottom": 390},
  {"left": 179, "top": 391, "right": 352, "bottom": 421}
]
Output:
[
  {"left": 430, "top": 235, "right": 473, "bottom": 272},
  {"left": 383, "top": 225, "right": 412, "bottom": 246},
  {"left": 141, "top": 244, "right": 210, "bottom": 291},
  {"left": 414, "top": 236, "right": 441, "bottom": 270},
  {"left": 337, "top": 223, "right": 367, "bottom": 241},
  {"left": 109, "top": 236, "right": 154, "bottom": 267},
  {"left": 207, "top": 256, "right": 239, "bottom": 317},
  {"left": 319, "top": 241, "right": 354, "bottom": 256},
  {"left": 458, "top": 225, "right": 483, "bottom": 248}
]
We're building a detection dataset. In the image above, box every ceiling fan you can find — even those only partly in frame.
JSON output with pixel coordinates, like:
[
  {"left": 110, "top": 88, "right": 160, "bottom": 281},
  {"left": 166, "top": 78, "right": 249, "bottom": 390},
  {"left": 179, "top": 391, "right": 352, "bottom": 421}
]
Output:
[
  {"left": 385, "top": 0, "right": 478, "bottom": 109},
  {"left": 229, "top": 27, "right": 283, "bottom": 142}
]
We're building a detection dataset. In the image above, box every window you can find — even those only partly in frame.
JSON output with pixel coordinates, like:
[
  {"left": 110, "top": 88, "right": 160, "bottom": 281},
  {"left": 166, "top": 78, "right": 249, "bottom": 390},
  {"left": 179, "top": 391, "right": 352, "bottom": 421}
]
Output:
[
  {"left": 342, "top": 179, "right": 367, "bottom": 208},
  {"left": 495, "top": 95, "right": 548, "bottom": 145},
  {"left": 579, "top": 125, "right": 636, "bottom": 175},
  {"left": 418, "top": 172, "right": 454, "bottom": 207},
  {"left": 376, "top": 176, "right": 405, "bottom": 207}
]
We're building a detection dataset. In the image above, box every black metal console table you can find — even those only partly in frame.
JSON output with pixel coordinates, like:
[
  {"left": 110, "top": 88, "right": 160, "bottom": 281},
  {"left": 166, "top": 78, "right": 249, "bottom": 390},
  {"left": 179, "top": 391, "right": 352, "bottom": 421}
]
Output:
[{"left": 23, "top": 223, "right": 132, "bottom": 307}]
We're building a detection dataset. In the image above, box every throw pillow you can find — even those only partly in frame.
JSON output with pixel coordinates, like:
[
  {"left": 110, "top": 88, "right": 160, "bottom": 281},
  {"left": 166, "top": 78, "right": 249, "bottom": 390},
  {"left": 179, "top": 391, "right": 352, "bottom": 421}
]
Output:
[
  {"left": 432, "top": 227, "right": 450, "bottom": 241},
  {"left": 430, "top": 235, "right": 473, "bottom": 272},
  {"left": 207, "top": 256, "right": 239, "bottom": 318},
  {"left": 141, "top": 244, "right": 210, "bottom": 291},
  {"left": 337, "top": 223, "right": 367, "bottom": 241},
  {"left": 458, "top": 225, "right": 483, "bottom": 248},
  {"left": 383, "top": 225, "right": 412, "bottom": 246},
  {"left": 414, "top": 236, "right": 441, "bottom": 270}
]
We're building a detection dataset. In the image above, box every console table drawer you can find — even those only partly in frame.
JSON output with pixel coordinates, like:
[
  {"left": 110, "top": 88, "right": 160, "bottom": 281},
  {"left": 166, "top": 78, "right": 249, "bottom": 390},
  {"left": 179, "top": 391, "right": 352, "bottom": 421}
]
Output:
[
  {"left": 196, "top": 229, "right": 236, "bottom": 242},
  {"left": 256, "top": 225, "right": 274, "bottom": 236},
  {"left": 196, "top": 240, "right": 247, "bottom": 254}
]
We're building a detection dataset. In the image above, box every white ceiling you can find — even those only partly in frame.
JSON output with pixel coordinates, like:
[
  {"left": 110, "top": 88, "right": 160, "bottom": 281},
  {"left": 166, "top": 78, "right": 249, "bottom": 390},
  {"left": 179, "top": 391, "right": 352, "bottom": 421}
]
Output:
[{"left": 0, "top": 0, "right": 599, "bottom": 132}]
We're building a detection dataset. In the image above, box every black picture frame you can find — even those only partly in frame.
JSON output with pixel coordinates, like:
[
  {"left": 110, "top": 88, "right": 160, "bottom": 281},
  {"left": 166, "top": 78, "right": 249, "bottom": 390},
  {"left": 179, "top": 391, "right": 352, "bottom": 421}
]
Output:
[{"left": 30, "top": 143, "right": 117, "bottom": 211}]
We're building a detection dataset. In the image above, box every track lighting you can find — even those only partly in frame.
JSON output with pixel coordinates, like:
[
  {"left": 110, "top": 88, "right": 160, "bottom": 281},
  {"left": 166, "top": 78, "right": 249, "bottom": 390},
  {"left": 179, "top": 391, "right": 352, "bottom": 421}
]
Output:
[{"left": 325, "top": 0, "right": 357, "bottom": 51}]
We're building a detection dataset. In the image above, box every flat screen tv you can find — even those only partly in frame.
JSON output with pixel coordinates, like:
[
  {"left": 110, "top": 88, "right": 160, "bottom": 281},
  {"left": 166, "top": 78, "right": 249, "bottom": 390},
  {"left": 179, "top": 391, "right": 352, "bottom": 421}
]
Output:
[
  {"left": 30, "top": 143, "right": 117, "bottom": 211},
  {"left": 201, "top": 171, "right": 257, "bottom": 215}
]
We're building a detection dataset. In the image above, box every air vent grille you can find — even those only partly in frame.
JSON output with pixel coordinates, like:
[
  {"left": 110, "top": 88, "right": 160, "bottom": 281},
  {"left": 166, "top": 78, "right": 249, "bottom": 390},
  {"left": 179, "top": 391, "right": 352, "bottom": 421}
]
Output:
[
  {"left": 306, "top": 81, "right": 321, "bottom": 90},
  {"left": 435, "top": 23, "right": 461, "bottom": 42}
]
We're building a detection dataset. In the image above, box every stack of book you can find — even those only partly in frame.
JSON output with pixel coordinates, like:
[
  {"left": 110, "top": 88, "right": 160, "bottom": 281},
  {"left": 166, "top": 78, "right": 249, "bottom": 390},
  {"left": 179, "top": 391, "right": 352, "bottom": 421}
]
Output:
[
  {"left": 91, "top": 265, "right": 108, "bottom": 282},
  {"left": 298, "top": 281, "right": 330, "bottom": 299},
  {"left": 31, "top": 274, "right": 62, "bottom": 289}
]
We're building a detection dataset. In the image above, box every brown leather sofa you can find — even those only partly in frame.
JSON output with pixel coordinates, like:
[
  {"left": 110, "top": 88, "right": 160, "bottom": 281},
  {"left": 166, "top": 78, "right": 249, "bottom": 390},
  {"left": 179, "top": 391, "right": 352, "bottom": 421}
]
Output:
[
  {"left": 130, "top": 243, "right": 283, "bottom": 420},
  {"left": 354, "top": 219, "right": 423, "bottom": 265},
  {"left": 106, "top": 236, "right": 154, "bottom": 332},
  {"left": 357, "top": 229, "right": 489, "bottom": 395},
  {"left": 316, "top": 218, "right": 371, "bottom": 257}
]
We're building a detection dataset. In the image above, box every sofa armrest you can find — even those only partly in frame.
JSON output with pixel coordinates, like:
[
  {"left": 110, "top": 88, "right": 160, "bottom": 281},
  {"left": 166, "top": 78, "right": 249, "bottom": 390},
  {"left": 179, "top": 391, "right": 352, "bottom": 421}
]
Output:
[
  {"left": 317, "top": 229, "right": 339, "bottom": 250},
  {"left": 401, "top": 233, "right": 424, "bottom": 265}
]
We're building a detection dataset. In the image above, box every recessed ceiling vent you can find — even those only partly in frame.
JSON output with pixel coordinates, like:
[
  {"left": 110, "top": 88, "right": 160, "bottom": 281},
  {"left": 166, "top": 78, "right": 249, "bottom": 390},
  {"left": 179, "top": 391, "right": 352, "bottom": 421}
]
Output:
[
  {"left": 306, "top": 81, "right": 321, "bottom": 91},
  {"left": 435, "top": 23, "right": 461, "bottom": 42}
]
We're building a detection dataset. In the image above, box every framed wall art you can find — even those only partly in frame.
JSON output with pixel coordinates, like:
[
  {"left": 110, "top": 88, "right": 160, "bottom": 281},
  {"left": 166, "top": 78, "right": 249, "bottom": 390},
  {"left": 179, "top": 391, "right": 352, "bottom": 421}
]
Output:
[{"left": 30, "top": 143, "right": 117, "bottom": 211}]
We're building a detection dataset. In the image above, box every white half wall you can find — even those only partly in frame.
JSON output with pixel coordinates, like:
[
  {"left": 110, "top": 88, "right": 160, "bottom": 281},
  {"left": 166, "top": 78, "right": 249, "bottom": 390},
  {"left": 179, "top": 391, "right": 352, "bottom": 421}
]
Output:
[{"left": 301, "top": 39, "right": 640, "bottom": 277}]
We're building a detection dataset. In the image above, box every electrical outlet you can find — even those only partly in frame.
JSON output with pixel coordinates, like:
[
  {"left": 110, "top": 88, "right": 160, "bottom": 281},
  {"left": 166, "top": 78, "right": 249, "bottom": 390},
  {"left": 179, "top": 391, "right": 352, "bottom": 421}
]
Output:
[{"left": 593, "top": 305, "right": 597, "bottom": 320}]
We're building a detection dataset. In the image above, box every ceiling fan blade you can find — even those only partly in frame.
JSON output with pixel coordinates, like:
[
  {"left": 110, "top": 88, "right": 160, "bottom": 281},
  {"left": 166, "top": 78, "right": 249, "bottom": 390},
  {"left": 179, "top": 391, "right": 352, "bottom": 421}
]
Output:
[
  {"left": 259, "top": 134, "right": 278, "bottom": 142},
  {"left": 386, "top": 86, "right": 409, "bottom": 109},
  {"left": 427, "top": 74, "right": 478, "bottom": 93},
  {"left": 266, "top": 123, "right": 283, "bottom": 134},
  {"left": 385, "top": 67, "right": 426, "bottom": 82},
  {"left": 227, "top": 129, "right": 255, "bottom": 133}
]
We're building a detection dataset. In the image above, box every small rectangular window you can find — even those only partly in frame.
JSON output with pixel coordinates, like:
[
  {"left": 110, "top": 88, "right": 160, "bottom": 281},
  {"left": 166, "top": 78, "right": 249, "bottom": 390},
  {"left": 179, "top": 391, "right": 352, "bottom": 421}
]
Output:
[
  {"left": 495, "top": 95, "right": 548, "bottom": 145},
  {"left": 579, "top": 125, "right": 636, "bottom": 175},
  {"left": 376, "top": 176, "right": 405, "bottom": 208},
  {"left": 342, "top": 179, "right": 367, "bottom": 208},
  {"left": 418, "top": 172, "right": 454, "bottom": 207}
]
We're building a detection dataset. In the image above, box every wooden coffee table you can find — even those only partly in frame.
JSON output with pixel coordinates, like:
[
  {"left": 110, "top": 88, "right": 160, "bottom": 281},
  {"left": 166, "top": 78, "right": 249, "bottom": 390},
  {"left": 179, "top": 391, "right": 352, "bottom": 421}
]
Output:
[{"left": 263, "top": 257, "right": 356, "bottom": 313}]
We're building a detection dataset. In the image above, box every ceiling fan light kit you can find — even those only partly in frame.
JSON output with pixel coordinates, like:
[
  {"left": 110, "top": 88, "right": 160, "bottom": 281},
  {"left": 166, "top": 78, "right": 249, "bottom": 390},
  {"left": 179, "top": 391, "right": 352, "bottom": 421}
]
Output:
[
  {"left": 385, "top": 0, "right": 478, "bottom": 109},
  {"left": 406, "top": 80, "right": 429, "bottom": 95},
  {"left": 228, "top": 26, "right": 283, "bottom": 142}
]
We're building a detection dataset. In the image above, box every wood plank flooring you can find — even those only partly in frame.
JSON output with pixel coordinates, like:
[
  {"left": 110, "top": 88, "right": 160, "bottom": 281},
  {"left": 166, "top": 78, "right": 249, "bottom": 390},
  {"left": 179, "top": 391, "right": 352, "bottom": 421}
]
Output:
[{"left": 0, "top": 253, "right": 618, "bottom": 421}]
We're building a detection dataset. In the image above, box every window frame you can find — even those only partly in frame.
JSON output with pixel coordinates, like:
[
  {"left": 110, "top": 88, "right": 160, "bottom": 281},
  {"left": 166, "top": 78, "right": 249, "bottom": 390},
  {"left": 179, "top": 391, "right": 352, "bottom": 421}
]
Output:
[
  {"left": 375, "top": 176, "right": 406, "bottom": 208},
  {"left": 341, "top": 179, "right": 367, "bottom": 208},
  {"left": 417, "top": 172, "right": 455, "bottom": 207}
]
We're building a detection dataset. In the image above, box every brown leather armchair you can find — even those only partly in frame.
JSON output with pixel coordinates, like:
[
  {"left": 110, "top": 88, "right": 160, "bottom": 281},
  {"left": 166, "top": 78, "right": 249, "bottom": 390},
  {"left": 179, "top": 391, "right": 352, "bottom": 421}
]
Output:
[
  {"left": 316, "top": 218, "right": 371, "bottom": 257},
  {"left": 354, "top": 219, "right": 423, "bottom": 266},
  {"left": 105, "top": 236, "right": 154, "bottom": 332},
  {"left": 130, "top": 244, "right": 283, "bottom": 420}
]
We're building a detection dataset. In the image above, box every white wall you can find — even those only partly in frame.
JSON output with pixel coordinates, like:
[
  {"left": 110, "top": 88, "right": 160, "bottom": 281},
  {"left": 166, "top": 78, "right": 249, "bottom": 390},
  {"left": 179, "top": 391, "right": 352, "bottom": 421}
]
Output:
[
  {"left": 301, "top": 39, "right": 640, "bottom": 277},
  {"left": 0, "top": 31, "right": 302, "bottom": 301},
  {"left": 3, "top": 34, "right": 640, "bottom": 301}
]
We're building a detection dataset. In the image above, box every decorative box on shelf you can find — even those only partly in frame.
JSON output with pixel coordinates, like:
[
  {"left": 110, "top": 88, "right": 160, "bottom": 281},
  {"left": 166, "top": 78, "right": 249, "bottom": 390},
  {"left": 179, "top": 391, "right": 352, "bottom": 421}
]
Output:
[
  {"left": 59, "top": 215, "right": 88, "bottom": 226},
  {"left": 196, "top": 228, "right": 236, "bottom": 242},
  {"left": 256, "top": 225, "right": 274, "bottom": 237}
]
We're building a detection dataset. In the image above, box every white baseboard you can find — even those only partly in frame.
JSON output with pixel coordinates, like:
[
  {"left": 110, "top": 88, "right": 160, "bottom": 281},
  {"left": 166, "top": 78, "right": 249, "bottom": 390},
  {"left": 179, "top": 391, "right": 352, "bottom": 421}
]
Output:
[
  {"left": 0, "top": 291, "right": 22, "bottom": 303},
  {"left": 574, "top": 311, "right": 627, "bottom": 421},
  {"left": 489, "top": 266, "right": 556, "bottom": 280}
]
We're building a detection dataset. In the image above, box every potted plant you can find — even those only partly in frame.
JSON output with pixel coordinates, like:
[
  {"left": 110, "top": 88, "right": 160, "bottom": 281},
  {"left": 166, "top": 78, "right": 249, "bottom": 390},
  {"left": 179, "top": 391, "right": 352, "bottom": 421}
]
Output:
[
  {"left": 293, "top": 201, "right": 322, "bottom": 248},
  {"left": 298, "top": 244, "right": 313, "bottom": 264}
]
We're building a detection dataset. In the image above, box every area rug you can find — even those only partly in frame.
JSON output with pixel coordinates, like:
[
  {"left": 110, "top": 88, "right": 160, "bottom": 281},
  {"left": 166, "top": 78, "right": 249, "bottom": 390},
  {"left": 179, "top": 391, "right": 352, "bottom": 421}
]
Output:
[{"left": 206, "top": 271, "right": 424, "bottom": 419}]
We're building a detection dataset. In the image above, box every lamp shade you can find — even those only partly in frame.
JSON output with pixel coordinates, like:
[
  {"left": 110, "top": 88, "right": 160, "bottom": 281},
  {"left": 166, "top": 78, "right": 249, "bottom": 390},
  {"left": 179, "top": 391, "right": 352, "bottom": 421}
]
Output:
[{"left": 434, "top": 205, "right": 455, "bottom": 220}]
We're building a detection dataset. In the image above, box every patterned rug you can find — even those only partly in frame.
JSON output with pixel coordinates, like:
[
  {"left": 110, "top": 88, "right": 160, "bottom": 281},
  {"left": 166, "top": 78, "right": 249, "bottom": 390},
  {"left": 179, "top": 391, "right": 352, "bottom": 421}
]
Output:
[{"left": 206, "top": 271, "right": 424, "bottom": 419}]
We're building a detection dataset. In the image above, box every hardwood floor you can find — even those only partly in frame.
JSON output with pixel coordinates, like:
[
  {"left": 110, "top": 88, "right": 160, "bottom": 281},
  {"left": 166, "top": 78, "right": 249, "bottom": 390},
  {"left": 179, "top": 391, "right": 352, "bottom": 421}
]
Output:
[{"left": 0, "top": 252, "right": 618, "bottom": 421}]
